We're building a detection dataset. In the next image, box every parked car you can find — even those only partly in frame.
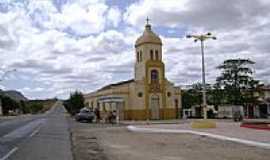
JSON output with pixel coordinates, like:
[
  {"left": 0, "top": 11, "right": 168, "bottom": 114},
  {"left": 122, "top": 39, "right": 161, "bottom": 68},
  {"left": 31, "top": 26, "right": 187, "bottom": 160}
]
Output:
[{"left": 75, "top": 108, "right": 95, "bottom": 122}]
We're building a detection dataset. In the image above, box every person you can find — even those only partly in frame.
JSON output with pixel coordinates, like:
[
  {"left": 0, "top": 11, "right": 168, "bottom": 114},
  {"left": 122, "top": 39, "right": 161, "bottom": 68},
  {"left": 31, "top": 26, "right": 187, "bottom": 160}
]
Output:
[
  {"left": 94, "top": 107, "right": 101, "bottom": 123},
  {"left": 107, "top": 111, "right": 113, "bottom": 124},
  {"left": 233, "top": 111, "right": 242, "bottom": 122},
  {"left": 112, "top": 110, "right": 117, "bottom": 123}
]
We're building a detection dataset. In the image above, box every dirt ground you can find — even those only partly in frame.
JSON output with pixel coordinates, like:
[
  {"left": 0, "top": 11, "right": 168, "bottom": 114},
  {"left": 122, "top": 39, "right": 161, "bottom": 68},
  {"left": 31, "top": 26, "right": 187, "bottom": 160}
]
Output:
[{"left": 71, "top": 122, "right": 270, "bottom": 160}]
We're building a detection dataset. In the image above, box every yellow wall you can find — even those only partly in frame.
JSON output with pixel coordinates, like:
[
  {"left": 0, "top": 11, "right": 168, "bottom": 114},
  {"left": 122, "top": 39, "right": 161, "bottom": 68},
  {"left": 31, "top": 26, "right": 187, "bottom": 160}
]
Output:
[{"left": 122, "top": 108, "right": 177, "bottom": 120}]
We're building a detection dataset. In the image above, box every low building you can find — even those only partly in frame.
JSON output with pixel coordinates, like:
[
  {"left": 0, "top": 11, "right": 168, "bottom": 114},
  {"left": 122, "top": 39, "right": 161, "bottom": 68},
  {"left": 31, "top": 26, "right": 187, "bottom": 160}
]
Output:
[
  {"left": 218, "top": 105, "right": 244, "bottom": 119},
  {"left": 254, "top": 85, "right": 270, "bottom": 118},
  {"left": 84, "top": 22, "right": 182, "bottom": 120}
]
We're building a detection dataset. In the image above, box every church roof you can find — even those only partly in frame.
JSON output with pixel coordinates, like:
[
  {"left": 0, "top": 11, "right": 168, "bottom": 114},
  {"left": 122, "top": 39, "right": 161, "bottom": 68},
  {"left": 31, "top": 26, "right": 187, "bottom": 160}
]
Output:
[
  {"left": 135, "top": 23, "right": 162, "bottom": 47},
  {"left": 97, "top": 79, "right": 134, "bottom": 91}
]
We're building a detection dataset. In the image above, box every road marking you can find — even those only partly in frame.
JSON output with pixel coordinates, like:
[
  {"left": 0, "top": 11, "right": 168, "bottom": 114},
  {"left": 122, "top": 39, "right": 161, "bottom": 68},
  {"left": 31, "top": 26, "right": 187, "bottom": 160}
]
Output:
[
  {"left": 1, "top": 118, "right": 46, "bottom": 142},
  {"left": 127, "top": 125, "right": 270, "bottom": 150},
  {"left": 0, "top": 147, "right": 18, "bottom": 160},
  {"left": 29, "top": 126, "right": 41, "bottom": 137}
]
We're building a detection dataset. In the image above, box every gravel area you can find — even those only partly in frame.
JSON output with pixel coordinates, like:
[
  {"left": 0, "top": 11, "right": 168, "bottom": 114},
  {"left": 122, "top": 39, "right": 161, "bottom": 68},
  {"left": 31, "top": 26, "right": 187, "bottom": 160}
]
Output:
[{"left": 70, "top": 120, "right": 270, "bottom": 160}]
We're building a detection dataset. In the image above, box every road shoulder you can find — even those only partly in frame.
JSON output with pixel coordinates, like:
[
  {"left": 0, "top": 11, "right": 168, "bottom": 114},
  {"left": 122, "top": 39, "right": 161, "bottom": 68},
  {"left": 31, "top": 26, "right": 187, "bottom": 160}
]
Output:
[{"left": 70, "top": 120, "right": 112, "bottom": 160}]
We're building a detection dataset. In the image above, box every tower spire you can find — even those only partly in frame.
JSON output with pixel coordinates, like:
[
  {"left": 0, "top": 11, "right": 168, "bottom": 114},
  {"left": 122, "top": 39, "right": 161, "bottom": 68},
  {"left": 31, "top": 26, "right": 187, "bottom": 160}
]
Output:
[{"left": 146, "top": 17, "right": 150, "bottom": 25}]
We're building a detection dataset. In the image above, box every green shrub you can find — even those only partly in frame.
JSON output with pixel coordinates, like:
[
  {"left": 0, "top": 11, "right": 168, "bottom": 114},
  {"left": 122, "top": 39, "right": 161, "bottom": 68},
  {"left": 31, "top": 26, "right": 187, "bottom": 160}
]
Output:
[{"left": 29, "top": 103, "right": 43, "bottom": 114}]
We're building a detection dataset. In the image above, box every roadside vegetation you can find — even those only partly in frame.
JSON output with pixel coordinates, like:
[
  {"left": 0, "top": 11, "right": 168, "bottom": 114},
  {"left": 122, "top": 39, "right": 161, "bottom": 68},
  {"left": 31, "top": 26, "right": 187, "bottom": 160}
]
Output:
[
  {"left": 0, "top": 95, "right": 57, "bottom": 116},
  {"left": 182, "top": 58, "right": 263, "bottom": 110},
  {"left": 63, "top": 91, "right": 85, "bottom": 115}
]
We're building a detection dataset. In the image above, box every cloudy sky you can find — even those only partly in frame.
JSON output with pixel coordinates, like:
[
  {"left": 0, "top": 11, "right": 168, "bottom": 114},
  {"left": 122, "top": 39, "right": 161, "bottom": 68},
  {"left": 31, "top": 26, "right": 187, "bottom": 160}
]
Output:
[{"left": 0, "top": 0, "right": 270, "bottom": 99}]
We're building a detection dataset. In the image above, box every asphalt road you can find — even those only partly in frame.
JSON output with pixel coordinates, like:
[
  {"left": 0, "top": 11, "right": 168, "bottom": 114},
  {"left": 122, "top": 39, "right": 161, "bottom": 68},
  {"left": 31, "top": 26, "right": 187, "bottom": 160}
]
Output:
[{"left": 0, "top": 101, "right": 73, "bottom": 160}]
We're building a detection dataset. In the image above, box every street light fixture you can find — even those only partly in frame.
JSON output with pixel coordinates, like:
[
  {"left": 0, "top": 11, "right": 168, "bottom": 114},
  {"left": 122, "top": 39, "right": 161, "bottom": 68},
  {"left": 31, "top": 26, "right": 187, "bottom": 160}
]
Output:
[{"left": 186, "top": 33, "right": 216, "bottom": 119}]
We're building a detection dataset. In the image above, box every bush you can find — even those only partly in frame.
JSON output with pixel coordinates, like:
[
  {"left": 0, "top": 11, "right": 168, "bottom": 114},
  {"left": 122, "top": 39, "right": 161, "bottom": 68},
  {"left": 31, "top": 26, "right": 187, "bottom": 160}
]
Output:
[
  {"left": 64, "top": 91, "right": 85, "bottom": 115},
  {"left": 28, "top": 103, "right": 43, "bottom": 114},
  {"left": 0, "top": 95, "right": 21, "bottom": 115},
  {"left": 20, "top": 100, "right": 30, "bottom": 114}
]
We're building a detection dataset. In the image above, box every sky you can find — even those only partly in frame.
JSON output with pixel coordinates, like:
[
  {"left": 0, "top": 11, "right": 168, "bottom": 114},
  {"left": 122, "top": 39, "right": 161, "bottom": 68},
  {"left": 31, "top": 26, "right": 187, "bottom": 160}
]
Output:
[{"left": 0, "top": 0, "right": 270, "bottom": 99}]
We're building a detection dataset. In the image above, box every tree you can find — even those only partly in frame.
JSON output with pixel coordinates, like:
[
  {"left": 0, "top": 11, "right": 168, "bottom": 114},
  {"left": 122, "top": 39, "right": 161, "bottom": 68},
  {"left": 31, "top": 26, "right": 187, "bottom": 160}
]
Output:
[
  {"left": 29, "top": 103, "right": 43, "bottom": 114},
  {"left": 0, "top": 95, "right": 21, "bottom": 115},
  {"left": 64, "top": 91, "right": 85, "bottom": 115},
  {"left": 20, "top": 100, "right": 30, "bottom": 114},
  {"left": 182, "top": 90, "right": 200, "bottom": 109},
  {"left": 182, "top": 82, "right": 207, "bottom": 109},
  {"left": 216, "top": 59, "right": 257, "bottom": 105},
  {"left": 241, "top": 79, "right": 263, "bottom": 108},
  {"left": 207, "top": 83, "right": 225, "bottom": 107}
]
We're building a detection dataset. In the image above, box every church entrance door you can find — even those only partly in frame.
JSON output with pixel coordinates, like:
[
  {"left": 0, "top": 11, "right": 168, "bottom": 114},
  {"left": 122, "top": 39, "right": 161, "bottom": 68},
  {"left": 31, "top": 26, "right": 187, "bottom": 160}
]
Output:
[{"left": 150, "top": 95, "right": 160, "bottom": 120}]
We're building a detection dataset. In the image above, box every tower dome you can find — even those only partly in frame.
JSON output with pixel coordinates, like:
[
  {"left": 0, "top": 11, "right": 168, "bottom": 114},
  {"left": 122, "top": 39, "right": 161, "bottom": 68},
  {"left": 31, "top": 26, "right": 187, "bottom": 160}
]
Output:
[{"left": 135, "top": 23, "right": 162, "bottom": 47}]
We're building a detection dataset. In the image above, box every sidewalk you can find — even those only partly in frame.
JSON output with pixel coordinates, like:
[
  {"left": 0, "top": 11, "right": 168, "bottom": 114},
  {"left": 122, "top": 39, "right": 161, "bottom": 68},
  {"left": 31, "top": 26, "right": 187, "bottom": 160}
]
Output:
[{"left": 130, "top": 121, "right": 270, "bottom": 144}]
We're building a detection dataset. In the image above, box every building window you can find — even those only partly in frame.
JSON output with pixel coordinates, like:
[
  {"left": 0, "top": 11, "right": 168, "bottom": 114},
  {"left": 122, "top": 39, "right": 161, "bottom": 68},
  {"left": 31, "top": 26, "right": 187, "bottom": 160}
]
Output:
[
  {"left": 138, "top": 92, "right": 143, "bottom": 97},
  {"left": 140, "top": 50, "right": 143, "bottom": 62},
  {"left": 150, "top": 50, "right": 154, "bottom": 60},
  {"left": 151, "top": 69, "right": 159, "bottom": 81},
  {"left": 137, "top": 51, "right": 139, "bottom": 62},
  {"left": 167, "top": 92, "right": 171, "bottom": 97},
  {"left": 155, "top": 50, "right": 159, "bottom": 60}
]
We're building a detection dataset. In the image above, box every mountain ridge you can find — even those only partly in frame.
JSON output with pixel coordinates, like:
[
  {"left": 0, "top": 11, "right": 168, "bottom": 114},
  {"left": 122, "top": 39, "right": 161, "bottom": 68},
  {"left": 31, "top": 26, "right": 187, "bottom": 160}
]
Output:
[{"left": 0, "top": 89, "right": 28, "bottom": 101}]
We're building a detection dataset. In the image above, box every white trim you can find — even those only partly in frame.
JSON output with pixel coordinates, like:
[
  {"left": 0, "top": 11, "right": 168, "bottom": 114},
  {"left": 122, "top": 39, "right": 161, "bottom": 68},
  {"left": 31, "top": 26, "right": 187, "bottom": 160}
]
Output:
[
  {"left": 0, "top": 147, "right": 18, "bottom": 160},
  {"left": 127, "top": 126, "right": 270, "bottom": 149}
]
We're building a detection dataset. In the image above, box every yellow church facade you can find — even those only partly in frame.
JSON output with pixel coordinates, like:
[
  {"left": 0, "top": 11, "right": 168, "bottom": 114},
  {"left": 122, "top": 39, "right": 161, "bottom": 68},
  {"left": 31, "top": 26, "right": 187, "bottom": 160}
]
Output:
[{"left": 84, "top": 22, "right": 181, "bottom": 120}]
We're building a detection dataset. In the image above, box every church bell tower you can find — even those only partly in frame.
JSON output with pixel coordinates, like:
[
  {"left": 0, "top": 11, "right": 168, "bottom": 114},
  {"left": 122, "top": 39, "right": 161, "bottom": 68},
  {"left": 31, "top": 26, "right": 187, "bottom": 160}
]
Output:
[
  {"left": 134, "top": 19, "right": 164, "bottom": 84},
  {"left": 134, "top": 19, "right": 166, "bottom": 120}
]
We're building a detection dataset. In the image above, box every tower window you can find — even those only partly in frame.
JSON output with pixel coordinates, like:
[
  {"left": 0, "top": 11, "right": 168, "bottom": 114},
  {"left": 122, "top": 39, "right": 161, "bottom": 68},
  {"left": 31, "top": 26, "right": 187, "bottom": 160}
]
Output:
[
  {"left": 155, "top": 50, "right": 159, "bottom": 60},
  {"left": 151, "top": 69, "right": 159, "bottom": 81},
  {"left": 140, "top": 50, "right": 143, "bottom": 62},
  {"left": 150, "top": 50, "right": 154, "bottom": 60},
  {"left": 137, "top": 51, "right": 139, "bottom": 62}
]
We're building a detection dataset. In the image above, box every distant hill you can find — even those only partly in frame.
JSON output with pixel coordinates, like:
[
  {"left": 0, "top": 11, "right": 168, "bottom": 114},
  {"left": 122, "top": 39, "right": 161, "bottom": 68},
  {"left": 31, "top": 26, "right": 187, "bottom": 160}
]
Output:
[{"left": 0, "top": 89, "right": 28, "bottom": 101}]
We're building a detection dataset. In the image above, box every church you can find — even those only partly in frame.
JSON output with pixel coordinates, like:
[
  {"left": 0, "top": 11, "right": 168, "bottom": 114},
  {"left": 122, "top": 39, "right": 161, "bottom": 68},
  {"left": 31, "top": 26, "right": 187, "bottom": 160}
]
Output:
[{"left": 84, "top": 21, "right": 182, "bottom": 120}]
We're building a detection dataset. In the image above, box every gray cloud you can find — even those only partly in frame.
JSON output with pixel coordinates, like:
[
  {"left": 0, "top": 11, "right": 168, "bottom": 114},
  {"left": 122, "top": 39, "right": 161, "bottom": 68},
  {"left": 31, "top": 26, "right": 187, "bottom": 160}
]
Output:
[
  {"left": 127, "top": 0, "right": 270, "bottom": 31},
  {"left": 102, "top": 61, "right": 133, "bottom": 74},
  {"left": 86, "top": 56, "right": 107, "bottom": 62},
  {"left": 9, "top": 59, "right": 73, "bottom": 75},
  {"left": 1, "top": 0, "right": 270, "bottom": 99},
  {"left": 0, "top": 26, "right": 17, "bottom": 50}
]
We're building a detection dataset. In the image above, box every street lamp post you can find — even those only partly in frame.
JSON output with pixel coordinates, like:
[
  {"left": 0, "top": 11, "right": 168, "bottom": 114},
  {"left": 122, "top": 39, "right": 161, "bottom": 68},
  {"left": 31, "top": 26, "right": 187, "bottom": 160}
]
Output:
[{"left": 186, "top": 33, "right": 216, "bottom": 119}]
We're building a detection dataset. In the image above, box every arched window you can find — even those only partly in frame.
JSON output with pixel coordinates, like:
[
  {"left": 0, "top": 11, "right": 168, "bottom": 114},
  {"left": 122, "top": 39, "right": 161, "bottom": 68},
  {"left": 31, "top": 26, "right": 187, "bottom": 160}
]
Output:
[
  {"left": 136, "top": 51, "right": 139, "bottom": 62},
  {"left": 140, "top": 50, "right": 143, "bottom": 62},
  {"left": 150, "top": 50, "right": 154, "bottom": 60},
  {"left": 151, "top": 69, "right": 159, "bottom": 81},
  {"left": 155, "top": 50, "right": 159, "bottom": 60}
]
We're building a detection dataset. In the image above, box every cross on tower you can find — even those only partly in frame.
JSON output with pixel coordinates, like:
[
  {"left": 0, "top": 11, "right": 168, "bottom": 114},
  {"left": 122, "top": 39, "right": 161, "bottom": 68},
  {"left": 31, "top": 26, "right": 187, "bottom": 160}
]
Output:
[{"left": 146, "top": 17, "right": 150, "bottom": 25}]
